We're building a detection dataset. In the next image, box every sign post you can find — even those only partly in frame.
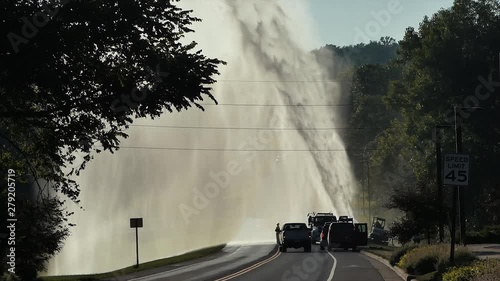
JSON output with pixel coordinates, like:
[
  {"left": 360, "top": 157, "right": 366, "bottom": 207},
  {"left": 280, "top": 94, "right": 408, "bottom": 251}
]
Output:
[
  {"left": 443, "top": 154, "right": 470, "bottom": 262},
  {"left": 130, "top": 218, "right": 143, "bottom": 268}
]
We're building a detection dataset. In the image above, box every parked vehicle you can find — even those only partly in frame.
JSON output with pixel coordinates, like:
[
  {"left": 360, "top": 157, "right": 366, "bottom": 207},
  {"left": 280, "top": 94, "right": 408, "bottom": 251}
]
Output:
[
  {"left": 307, "top": 212, "right": 337, "bottom": 244},
  {"left": 369, "top": 217, "right": 390, "bottom": 245},
  {"left": 327, "top": 216, "right": 368, "bottom": 251},
  {"left": 319, "top": 222, "right": 332, "bottom": 250},
  {"left": 277, "top": 223, "right": 312, "bottom": 252}
]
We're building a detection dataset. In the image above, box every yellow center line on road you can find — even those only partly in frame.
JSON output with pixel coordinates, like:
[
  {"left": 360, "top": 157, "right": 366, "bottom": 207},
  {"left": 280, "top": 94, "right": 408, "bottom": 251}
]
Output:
[{"left": 213, "top": 249, "right": 281, "bottom": 281}]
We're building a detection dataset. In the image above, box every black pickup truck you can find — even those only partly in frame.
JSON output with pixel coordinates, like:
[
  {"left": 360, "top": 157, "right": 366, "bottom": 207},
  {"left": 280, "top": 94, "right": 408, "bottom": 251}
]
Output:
[
  {"left": 327, "top": 216, "right": 368, "bottom": 251},
  {"left": 277, "top": 223, "right": 312, "bottom": 252}
]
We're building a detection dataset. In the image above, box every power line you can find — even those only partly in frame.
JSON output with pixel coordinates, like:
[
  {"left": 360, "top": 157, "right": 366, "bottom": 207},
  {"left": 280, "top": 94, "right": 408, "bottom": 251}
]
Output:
[
  {"left": 195, "top": 103, "right": 385, "bottom": 107},
  {"left": 128, "top": 124, "right": 396, "bottom": 130},
  {"left": 117, "top": 146, "right": 379, "bottom": 152},
  {"left": 216, "top": 80, "right": 351, "bottom": 83}
]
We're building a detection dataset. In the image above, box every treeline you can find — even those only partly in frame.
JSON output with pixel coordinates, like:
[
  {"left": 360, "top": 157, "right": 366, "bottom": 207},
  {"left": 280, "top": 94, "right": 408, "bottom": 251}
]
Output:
[
  {"left": 0, "top": 1, "right": 224, "bottom": 280},
  {"left": 315, "top": 0, "right": 500, "bottom": 242}
]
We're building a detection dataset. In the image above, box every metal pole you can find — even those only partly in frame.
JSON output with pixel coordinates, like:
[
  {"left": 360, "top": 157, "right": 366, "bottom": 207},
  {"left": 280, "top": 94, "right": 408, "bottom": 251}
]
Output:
[
  {"left": 450, "top": 107, "right": 459, "bottom": 262},
  {"left": 135, "top": 227, "right": 139, "bottom": 268},
  {"left": 456, "top": 110, "right": 466, "bottom": 245},
  {"left": 435, "top": 127, "right": 444, "bottom": 243},
  {"left": 362, "top": 177, "right": 366, "bottom": 216},
  {"left": 363, "top": 162, "right": 366, "bottom": 216},
  {"left": 367, "top": 160, "right": 371, "bottom": 221},
  {"left": 450, "top": 187, "right": 457, "bottom": 262}
]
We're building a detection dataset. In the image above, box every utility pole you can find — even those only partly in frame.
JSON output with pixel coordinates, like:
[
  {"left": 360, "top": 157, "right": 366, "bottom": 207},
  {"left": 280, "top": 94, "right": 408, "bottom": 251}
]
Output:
[
  {"left": 455, "top": 107, "right": 466, "bottom": 245},
  {"left": 435, "top": 126, "right": 448, "bottom": 243},
  {"left": 450, "top": 184, "right": 458, "bottom": 262},
  {"left": 449, "top": 105, "right": 482, "bottom": 262},
  {"left": 362, "top": 172, "right": 366, "bottom": 216},
  {"left": 450, "top": 106, "right": 462, "bottom": 262},
  {"left": 367, "top": 157, "right": 371, "bottom": 221},
  {"left": 359, "top": 159, "right": 368, "bottom": 217},
  {"left": 454, "top": 106, "right": 483, "bottom": 245}
]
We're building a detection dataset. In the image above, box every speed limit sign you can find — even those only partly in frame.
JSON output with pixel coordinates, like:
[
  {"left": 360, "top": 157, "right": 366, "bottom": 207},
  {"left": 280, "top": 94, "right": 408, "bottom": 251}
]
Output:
[{"left": 443, "top": 154, "right": 470, "bottom": 186}]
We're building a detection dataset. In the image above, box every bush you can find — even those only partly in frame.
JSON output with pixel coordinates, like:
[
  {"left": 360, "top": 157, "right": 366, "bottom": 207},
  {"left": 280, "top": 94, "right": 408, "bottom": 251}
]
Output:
[
  {"left": 443, "top": 265, "right": 482, "bottom": 281},
  {"left": 466, "top": 225, "right": 500, "bottom": 244},
  {"left": 398, "top": 244, "right": 476, "bottom": 275},
  {"left": 390, "top": 244, "right": 418, "bottom": 266},
  {"left": 443, "top": 259, "right": 500, "bottom": 281},
  {"left": 435, "top": 246, "right": 477, "bottom": 273},
  {"left": 414, "top": 255, "right": 439, "bottom": 275}
]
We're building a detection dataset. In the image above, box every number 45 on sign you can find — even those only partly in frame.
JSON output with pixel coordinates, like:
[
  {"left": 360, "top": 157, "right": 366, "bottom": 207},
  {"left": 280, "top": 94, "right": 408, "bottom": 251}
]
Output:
[{"left": 443, "top": 154, "right": 470, "bottom": 186}]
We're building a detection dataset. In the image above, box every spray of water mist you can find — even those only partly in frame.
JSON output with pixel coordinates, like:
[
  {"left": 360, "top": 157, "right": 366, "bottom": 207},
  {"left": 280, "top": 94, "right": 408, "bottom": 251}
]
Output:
[{"left": 45, "top": 0, "right": 356, "bottom": 275}]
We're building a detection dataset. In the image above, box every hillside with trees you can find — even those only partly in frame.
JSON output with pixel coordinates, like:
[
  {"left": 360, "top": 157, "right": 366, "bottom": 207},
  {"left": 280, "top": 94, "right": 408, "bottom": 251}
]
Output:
[{"left": 316, "top": 0, "right": 500, "bottom": 243}]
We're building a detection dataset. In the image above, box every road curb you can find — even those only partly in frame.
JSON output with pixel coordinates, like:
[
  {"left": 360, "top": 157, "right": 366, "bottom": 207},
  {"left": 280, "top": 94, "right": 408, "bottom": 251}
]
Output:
[{"left": 361, "top": 251, "right": 417, "bottom": 281}]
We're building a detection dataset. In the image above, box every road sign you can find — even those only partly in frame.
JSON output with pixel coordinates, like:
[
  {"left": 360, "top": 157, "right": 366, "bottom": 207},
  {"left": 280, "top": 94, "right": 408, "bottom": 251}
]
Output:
[
  {"left": 130, "top": 218, "right": 143, "bottom": 228},
  {"left": 443, "top": 154, "right": 470, "bottom": 186},
  {"left": 130, "top": 218, "right": 143, "bottom": 268}
]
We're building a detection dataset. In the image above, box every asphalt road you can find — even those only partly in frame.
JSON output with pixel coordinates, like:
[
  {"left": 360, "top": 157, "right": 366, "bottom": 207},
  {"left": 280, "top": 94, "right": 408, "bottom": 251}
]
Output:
[
  {"left": 224, "top": 246, "right": 403, "bottom": 281},
  {"left": 114, "top": 244, "right": 403, "bottom": 281},
  {"left": 111, "top": 244, "right": 276, "bottom": 281}
]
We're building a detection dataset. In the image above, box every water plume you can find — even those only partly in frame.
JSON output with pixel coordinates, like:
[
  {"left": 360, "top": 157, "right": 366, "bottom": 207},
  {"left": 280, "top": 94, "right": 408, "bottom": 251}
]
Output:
[{"left": 45, "top": 0, "right": 356, "bottom": 275}]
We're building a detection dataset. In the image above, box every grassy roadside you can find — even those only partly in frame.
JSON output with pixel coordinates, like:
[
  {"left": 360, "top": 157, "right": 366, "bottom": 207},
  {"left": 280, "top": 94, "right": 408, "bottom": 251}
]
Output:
[
  {"left": 366, "top": 243, "right": 499, "bottom": 281},
  {"left": 38, "top": 244, "right": 226, "bottom": 281},
  {"left": 362, "top": 243, "right": 437, "bottom": 281},
  {"left": 363, "top": 243, "right": 398, "bottom": 260}
]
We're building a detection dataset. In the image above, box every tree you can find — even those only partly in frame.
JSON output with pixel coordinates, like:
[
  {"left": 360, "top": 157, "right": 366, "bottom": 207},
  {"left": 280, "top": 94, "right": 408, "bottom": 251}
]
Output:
[
  {"left": 2, "top": 195, "right": 70, "bottom": 281},
  {"left": 0, "top": 0, "right": 224, "bottom": 278},
  {"left": 311, "top": 37, "right": 399, "bottom": 78},
  {"left": 345, "top": 62, "right": 402, "bottom": 209},
  {"left": 380, "top": 36, "right": 396, "bottom": 46},
  {"left": 0, "top": 0, "right": 225, "bottom": 200},
  {"left": 386, "top": 180, "right": 441, "bottom": 244},
  {"left": 379, "top": 0, "right": 500, "bottom": 228}
]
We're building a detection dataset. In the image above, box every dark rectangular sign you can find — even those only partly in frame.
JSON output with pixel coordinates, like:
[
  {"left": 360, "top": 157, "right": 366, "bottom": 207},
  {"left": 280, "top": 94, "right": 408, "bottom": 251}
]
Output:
[
  {"left": 443, "top": 153, "right": 470, "bottom": 186},
  {"left": 130, "top": 218, "right": 143, "bottom": 228}
]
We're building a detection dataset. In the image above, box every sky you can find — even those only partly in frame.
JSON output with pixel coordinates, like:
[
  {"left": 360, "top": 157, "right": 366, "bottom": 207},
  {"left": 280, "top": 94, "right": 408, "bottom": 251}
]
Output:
[{"left": 310, "top": 0, "right": 455, "bottom": 47}]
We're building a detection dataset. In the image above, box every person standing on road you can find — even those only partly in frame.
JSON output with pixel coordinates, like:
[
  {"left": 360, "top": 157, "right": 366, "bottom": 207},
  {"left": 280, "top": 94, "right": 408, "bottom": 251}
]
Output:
[{"left": 275, "top": 223, "right": 281, "bottom": 245}]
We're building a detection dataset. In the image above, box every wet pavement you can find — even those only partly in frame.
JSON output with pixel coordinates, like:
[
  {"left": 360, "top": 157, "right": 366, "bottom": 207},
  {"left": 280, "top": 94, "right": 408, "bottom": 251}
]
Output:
[{"left": 468, "top": 244, "right": 500, "bottom": 259}]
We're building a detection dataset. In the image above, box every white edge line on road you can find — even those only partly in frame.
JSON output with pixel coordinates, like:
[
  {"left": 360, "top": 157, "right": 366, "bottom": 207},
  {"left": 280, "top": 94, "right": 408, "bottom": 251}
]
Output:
[
  {"left": 214, "top": 249, "right": 281, "bottom": 281},
  {"left": 326, "top": 251, "right": 337, "bottom": 281},
  {"left": 361, "top": 251, "right": 407, "bottom": 281}
]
